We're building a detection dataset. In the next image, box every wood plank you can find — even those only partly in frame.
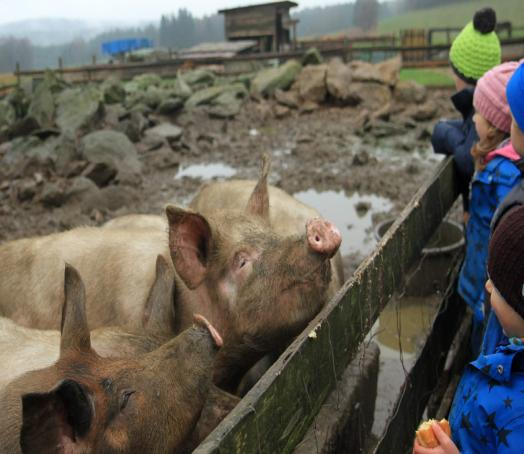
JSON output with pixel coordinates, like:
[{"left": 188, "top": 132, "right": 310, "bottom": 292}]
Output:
[{"left": 194, "top": 157, "right": 460, "bottom": 454}]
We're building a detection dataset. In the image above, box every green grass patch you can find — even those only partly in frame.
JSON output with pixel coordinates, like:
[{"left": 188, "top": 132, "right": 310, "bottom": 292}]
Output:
[
  {"left": 399, "top": 68, "right": 454, "bottom": 87},
  {"left": 379, "top": 0, "right": 524, "bottom": 35}
]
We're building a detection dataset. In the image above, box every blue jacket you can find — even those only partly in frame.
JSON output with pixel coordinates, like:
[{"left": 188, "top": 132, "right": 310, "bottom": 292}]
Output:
[
  {"left": 458, "top": 156, "right": 521, "bottom": 323},
  {"left": 431, "top": 88, "right": 477, "bottom": 211},
  {"left": 449, "top": 339, "right": 524, "bottom": 453}
]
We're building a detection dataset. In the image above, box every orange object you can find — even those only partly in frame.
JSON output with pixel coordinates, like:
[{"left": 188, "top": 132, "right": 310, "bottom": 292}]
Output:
[{"left": 416, "top": 419, "right": 452, "bottom": 448}]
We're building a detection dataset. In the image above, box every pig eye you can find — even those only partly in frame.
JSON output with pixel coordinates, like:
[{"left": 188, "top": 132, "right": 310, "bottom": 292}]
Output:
[
  {"left": 120, "top": 390, "right": 135, "bottom": 411},
  {"left": 239, "top": 258, "right": 247, "bottom": 268}
]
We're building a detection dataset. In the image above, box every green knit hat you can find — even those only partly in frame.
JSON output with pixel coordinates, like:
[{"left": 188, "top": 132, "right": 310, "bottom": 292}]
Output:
[{"left": 450, "top": 7, "right": 501, "bottom": 84}]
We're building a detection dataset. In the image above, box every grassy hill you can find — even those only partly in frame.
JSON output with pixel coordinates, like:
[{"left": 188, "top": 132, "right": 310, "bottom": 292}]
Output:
[{"left": 379, "top": 0, "right": 524, "bottom": 35}]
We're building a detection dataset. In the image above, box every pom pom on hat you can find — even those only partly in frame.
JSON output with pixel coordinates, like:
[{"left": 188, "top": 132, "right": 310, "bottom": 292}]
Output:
[{"left": 450, "top": 7, "right": 501, "bottom": 84}]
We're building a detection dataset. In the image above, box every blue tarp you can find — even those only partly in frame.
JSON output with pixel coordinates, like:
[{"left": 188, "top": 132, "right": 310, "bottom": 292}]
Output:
[{"left": 101, "top": 38, "right": 153, "bottom": 56}]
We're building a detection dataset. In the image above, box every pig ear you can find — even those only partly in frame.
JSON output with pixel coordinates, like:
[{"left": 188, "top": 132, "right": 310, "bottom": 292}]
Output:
[
  {"left": 166, "top": 205, "right": 212, "bottom": 290},
  {"left": 60, "top": 264, "right": 91, "bottom": 355},
  {"left": 20, "top": 379, "right": 93, "bottom": 452},
  {"left": 142, "top": 255, "right": 176, "bottom": 335},
  {"left": 245, "top": 153, "right": 271, "bottom": 221}
]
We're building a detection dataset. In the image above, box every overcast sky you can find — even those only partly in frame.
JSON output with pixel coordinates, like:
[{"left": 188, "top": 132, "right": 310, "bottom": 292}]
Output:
[{"left": 0, "top": 0, "right": 348, "bottom": 25}]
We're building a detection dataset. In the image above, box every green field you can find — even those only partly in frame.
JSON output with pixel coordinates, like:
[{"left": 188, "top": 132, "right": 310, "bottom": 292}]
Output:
[
  {"left": 399, "top": 68, "right": 454, "bottom": 87},
  {"left": 379, "top": 0, "right": 524, "bottom": 35}
]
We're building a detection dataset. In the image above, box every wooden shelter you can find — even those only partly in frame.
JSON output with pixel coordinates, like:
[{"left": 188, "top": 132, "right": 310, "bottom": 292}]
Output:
[{"left": 218, "top": 1, "right": 299, "bottom": 52}]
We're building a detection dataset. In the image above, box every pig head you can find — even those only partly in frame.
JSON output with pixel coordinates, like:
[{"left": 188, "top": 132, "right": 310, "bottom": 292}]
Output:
[
  {"left": 167, "top": 156, "right": 342, "bottom": 391},
  {"left": 0, "top": 264, "right": 221, "bottom": 454}
]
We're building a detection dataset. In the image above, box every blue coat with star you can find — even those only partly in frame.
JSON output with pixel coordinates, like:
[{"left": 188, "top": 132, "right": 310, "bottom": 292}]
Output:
[
  {"left": 449, "top": 339, "right": 524, "bottom": 453},
  {"left": 458, "top": 156, "right": 521, "bottom": 323}
]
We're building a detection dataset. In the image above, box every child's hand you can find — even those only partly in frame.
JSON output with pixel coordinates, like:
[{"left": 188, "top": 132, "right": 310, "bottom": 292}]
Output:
[
  {"left": 463, "top": 212, "right": 470, "bottom": 226},
  {"left": 413, "top": 422, "right": 459, "bottom": 454}
]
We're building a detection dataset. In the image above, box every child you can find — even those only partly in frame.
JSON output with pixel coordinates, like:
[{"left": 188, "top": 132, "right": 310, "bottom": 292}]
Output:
[
  {"left": 482, "top": 62, "right": 524, "bottom": 356},
  {"left": 414, "top": 205, "right": 524, "bottom": 454},
  {"left": 457, "top": 61, "right": 522, "bottom": 353},
  {"left": 432, "top": 7, "right": 501, "bottom": 220}
]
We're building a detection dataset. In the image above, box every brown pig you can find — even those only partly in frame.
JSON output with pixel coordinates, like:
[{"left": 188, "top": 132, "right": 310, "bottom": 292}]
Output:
[{"left": 0, "top": 264, "right": 222, "bottom": 454}]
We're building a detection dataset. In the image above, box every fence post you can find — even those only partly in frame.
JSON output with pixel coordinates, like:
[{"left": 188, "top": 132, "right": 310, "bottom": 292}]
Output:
[
  {"left": 92, "top": 55, "right": 97, "bottom": 65},
  {"left": 15, "top": 62, "right": 20, "bottom": 86}
]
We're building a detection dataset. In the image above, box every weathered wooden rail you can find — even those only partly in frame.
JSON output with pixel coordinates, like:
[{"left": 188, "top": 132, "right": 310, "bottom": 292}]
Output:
[
  {"left": 12, "top": 37, "right": 524, "bottom": 84},
  {"left": 194, "top": 156, "right": 461, "bottom": 453}
]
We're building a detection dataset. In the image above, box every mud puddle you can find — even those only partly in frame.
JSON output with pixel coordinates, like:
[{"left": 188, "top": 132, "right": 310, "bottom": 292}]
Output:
[
  {"left": 293, "top": 189, "right": 393, "bottom": 256},
  {"left": 175, "top": 163, "right": 236, "bottom": 180},
  {"left": 367, "top": 294, "right": 441, "bottom": 438}
]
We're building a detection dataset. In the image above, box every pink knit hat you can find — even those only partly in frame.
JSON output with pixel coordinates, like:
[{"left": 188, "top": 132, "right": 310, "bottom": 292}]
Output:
[{"left": 473, "top": 61, "right": 520, "bottom": 133}]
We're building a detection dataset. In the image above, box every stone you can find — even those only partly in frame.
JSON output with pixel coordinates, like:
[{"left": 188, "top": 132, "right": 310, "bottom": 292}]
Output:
[
  {"left": 352, "top": 150, "right": 370, "bottom": 166},
  {"left": 157, "top": 98, "right": 184, "bottom": 115},
  {"left": 302, "top": 47, "right": 323, "bottom": 66},
  {"left": 292, "top": 64, "right": 327, "bottom": 104},
  {"left": 101, "top": 77, "right": 126, "bottom": 104},
  {"left": 80, "top": 130, "right": 142, "bottom": 185},
  {"left": 376, "top": 56, "right": 402, "bottom": 87},
  {"left": 393, "top": 80, "right": 428, "bottom": 105},
  {"left": 409, "top": 103, "right": 438, "bottom": 122},
  {"left": 55, "top": 86, "right": 104, "bottom": 135},
  {"left": 8, "top": 117, "right": 40, "bottom": 139},
  {"left": 117, "top": 111, "right": 148, "bottom": 143},
  {"left": 183, "top": 69, "right": 216, "bottom": 87},
  {"left": 82, "top": 161, "right": 117, "bottom": 187},
  {"left": 15, "top": 178, "right": 38, "bottom": 202},
  {"left": 326, "top": 58, "right": 353, "bottom": 103},
  {"left": 348, "top": 82, "right": 392, "bottom": 111},
  {"left": 171, "top": 72, "right": 193, "bottom": 99},
  {"left": 0, "top": 101, "right": 16, "bottom": 129},
  {"left": 299, "top": 101, "right": 319, "bottom": 114},
  {"left": 131, "top": 73, "right": 162, "bottom": 90},
  {"left": 145, "top": 123, "right": 183, "bottom": 144},
  {"left": 40, "top": 181, "right": 66, "bottom": 207},
  {"left": 366, "top": 119, "right": 407, "bottom": 138},
  {"left": 274, "top": 89, "right": 301, "bottom": 109},
  {"left": 274, "top": 105, "right": 291, "bottom": 118},
  {"left": 65, "top": 176, "right": 100, "bottom": 203},
  {"left": 27, "top": 80, "right": 56, "bottom": 129},
  {"left": 148, "top": 146, "right": 180, "bottom": 170},
  {"left": 208, "top": 89, "right": 246, "bottom": 119},
  {"left": 251, "top": 60, "right": 302, "bottom": 97},
  {"left": 185, "top": 83, "right": 247, "bottom": 109}
]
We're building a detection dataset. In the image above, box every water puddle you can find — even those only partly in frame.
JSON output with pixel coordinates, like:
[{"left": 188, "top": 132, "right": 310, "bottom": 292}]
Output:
[
  {"left": 175, "top": 163, "right": 236, "bottom": 180},
  {"left": 293, "top": 189, "right": 393, "bottom": 256}
]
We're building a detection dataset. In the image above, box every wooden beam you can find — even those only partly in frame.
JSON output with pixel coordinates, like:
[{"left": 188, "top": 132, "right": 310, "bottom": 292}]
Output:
[{"left": 194, "top": 157, "right": 460, "bottom": 454}]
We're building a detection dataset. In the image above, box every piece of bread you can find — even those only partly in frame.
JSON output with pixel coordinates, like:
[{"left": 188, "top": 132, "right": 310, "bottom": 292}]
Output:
[{"left": 416, "top": 419, "right": 451, "bottom": 448}]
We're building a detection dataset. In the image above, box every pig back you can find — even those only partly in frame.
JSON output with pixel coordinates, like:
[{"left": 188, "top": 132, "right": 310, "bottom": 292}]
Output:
[
  {"left": 0, "top": 227, "right": 170, "bottom": 330},
  {"left": 190, "top": 179, "right": 345, "bottom": 296}
]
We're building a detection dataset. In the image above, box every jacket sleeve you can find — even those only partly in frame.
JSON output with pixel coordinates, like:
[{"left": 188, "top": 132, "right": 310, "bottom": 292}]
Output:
[{"left": 431, "top": 119, "right": 476, "bottom": 180}]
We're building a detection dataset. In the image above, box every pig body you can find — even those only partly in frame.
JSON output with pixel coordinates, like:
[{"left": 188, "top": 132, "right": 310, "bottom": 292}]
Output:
[
  {"left": 0, "top": 227, "right": 169, "bottom": 329},
  {"left": 0, "top": 266, "right": 220, "bottom": 454}
]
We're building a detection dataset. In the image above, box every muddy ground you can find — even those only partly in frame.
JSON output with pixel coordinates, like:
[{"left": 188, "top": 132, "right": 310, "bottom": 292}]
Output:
[{"left": 0, "top": 87, "right": 456, "bottom": 276}]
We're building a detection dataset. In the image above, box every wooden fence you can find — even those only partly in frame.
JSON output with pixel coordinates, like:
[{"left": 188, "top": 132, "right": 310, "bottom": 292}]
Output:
[{"left": 195, "top": 157, "right": 462, "bottom": 453}]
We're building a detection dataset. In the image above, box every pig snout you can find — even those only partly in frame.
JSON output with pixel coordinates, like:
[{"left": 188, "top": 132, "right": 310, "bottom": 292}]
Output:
[
  {"left": 306, "top": 218, "right": 342, "bottom": 258},
  {"left": 193, "top": 314, "right": 224, "bottom": 348}
]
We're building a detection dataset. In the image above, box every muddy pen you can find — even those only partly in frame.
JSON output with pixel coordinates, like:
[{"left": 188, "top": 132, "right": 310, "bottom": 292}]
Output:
[{"left": 194, "top": 156, "right": 468, "bottom": 453}]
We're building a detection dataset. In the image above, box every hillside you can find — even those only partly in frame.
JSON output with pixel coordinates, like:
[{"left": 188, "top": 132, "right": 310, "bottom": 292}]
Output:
[{"left": 379, "top": 0, "right": 524, "bottom": 34}]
